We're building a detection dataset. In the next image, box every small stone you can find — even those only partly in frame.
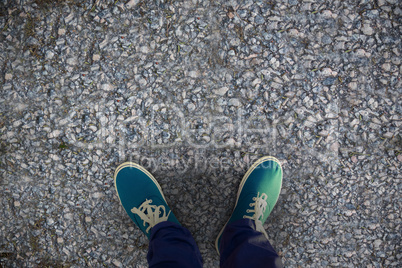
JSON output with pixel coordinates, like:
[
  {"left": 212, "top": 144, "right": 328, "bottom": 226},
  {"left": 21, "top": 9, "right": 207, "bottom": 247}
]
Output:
[
  {"left": 344, "top": 251, "right": 354, "bottom": 258},
  {"left": 397, "top": 154, "right": 402, "bottom": 162},
  {"left": 348, "top": 82, "right": 357, "bottom": 90},
  {"left": 112, "top": 259, "right": 122, "bottom": 267},
  {"left": 106, "top": 136, "right": 114, "bottom": 143},
  {"left": 58, "top": 28, "right": 66, "bottom": 35},
  {"left": 57, "top": 237, "right": 64, "bottom": 243},
  {"left": 188, "top": 71, "right": 199, "bottom": 78},
  {"left": 252, "top": 78, "right": 261, "bottom": 86},
  {"left": 3, "top": 84, "right": 11, "bottom": 90},
  {"left": 344, "top": 210, "right": 353, "bottom": 216},
  {"left": 64, "top": 13, "right": 74, "bottom": 24},
  {"left": 171, "top": 189, "right": 179, "bottom": 194},
  {"left": 254, "top": 15, "right": 265, "bottom": 25},
  {"left": 85, "top": 216, "right": 92, "bottom": 222},
  {"left": 93, "top": 54, "right": 101, "bottom": 61},
  {"left": 303, "top": 96, "right": 313, "bottom": 108},
  {"left": 350, "top": 119, "right": 359, "bottom": 127},
  {"left": 227, "top": 12, "right": 235, "bottom": 19},
  {"left": 323, "top": 77, "right": 336, "bottom": 86},
  {"left": 330, "top": 142, "right": 340, "bottom": 152},
  {"left": 126, "top": 0, "right": 139, "bottom": 9},
  {"left": 362, "top": 24, "right": 374, "bottom": 35},
  {"left": 49, "top": 130, "right": 62, "bottom": 138},
  {"left": 229, "top": 98, "right": 241, "bottom": 106},
  {"left": 271, "top": 82, "right": 282, "bottom": 90},
  {"left": 66, "top": 57, "right": 78, "bottom": 66},
  {"left": 45, "top": 51, "right": 54, "bottom": 60},
  {"left": 93, "top": 192, "right": 104, "bottom": 198},
  {"left": 140, "top": 45, "right": 149, "bottom": 54},
  {"left": 351, "top": 156, "right": 358, "bottom": 163},
  {"left": 355, "top": 49, "right": 367, "bottom": 57},
  {"left": 14, "top": 201, "right": 20, "bottom": 207},
  {"left": 374, "top": 239, "right": 382, "bottom": 248},
  {"left": 322, "top": 35, "right": 332, "bottom": 44},
  {"left": 322, "top": 10, "right": 333, "bottom": 18},
  {"left": 101, "top": 83, "right": 114, "bottom": 91},
  {"left": 187, "top": 103, "right": 195, "bottom": 111},
  {"left": 5, "top": 73, "right": 12, "bottom": 80},
  {"left": 391, "top": 57, "right": 400, "bottom": 65},
  {"left": 213, "top": 87, "right": 229, "bottom": 96},
  {"left": 321, "top": 68, "right": 337, "bottom": 76},
  {"left": 381, "top": 63, "right": 391, "bottom": 72}
]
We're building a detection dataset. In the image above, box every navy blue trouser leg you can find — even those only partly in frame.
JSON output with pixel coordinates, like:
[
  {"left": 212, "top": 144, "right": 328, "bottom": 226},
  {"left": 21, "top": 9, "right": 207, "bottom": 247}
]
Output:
[
  {"left": 147, "top": 221, "right": 203, "bottom": 268},
  {"left": 219, "top": 219, "right": 283, "bottom": 268}
]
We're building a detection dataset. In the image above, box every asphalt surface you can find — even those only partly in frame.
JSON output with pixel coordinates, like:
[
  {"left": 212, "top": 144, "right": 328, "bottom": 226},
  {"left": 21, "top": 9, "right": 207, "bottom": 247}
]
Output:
[{"left": 0, "top": 0, "right": 401, "bottom": 267}]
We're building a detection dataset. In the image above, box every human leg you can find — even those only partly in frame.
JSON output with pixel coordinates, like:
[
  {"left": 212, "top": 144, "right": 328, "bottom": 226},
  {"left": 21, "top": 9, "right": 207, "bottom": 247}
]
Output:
[
  {"left": 147, "top": 221, "right": 202, "bottom": 268},
  {"left": 219, "top": 219, "right": 282, "bottom": 268}
]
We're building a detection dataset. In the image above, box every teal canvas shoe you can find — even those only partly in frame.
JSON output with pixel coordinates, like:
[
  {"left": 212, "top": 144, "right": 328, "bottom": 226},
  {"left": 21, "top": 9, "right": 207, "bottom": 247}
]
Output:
[
  {"left": 114, "top": 162, "right": 180, "bottom": 239},
  {"left": 215, "top": 156, "right": 283, "bottom": 254}
]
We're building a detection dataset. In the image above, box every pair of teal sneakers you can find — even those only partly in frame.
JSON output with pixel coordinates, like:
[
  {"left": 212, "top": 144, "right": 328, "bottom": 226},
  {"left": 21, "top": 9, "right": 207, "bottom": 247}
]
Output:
[{"left": 114, "top": 156, "right": 283, "bottom": 254}]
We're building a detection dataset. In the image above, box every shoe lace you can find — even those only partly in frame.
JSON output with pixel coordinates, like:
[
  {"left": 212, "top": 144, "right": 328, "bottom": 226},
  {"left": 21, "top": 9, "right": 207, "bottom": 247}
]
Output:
[
  {"left": 131, "top": 199, "right": 171, "bottom": 234},
  {"left": 243, "top": 192, "right": 269, "bottom": 239}
]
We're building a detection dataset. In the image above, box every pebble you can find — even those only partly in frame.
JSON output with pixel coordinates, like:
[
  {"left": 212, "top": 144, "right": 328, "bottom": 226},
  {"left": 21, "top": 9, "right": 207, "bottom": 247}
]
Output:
[
  {"left": 49, "top": 130, "right": 62, "bottom": 138},
  {"left": 93, "top": 54, "right": 101, "bottom": 61},
  {"left": 126, "top": 0, "right": 140, "bottom": 9},
  {"left": 362, "top": 24, "right": 374, "bottom": 35},
  {"left": 348, "top": 82, "right": 358, "bottom": 90},
  {"left": 45, "top": 51, "right": 54, "bottom": 59},
  {"left": 213, "top": 87, "right": 229, "bottom": 96},
  {"left": 112, "top": 259, "right": 122, "bottom": 267},
  {"left": 381, "top": 63, "right": 391, "bottom": 72},
  {"left": 101, "top": 83, "right": 114, "bottom": 91},
  {"left": 228, "top": 98, "right": 241, "bottom": 106},
  {"left": 58, "top": 28, "right": 66, "bottom": 35},
  {"left": 66, "top": 57, "right": 78, "bottom": 66},
  {"left": 254, "top": 15, "right": 265, "bottom": 25}
]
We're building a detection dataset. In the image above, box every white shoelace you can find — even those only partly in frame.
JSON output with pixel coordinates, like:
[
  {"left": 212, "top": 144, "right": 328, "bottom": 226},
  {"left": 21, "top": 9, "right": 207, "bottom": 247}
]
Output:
[
  {"left": 243, "top": 192, "right": 269, "bottom": 239},
  {"left": 131, "top": 199, "right": 171, "bottom": 234}
]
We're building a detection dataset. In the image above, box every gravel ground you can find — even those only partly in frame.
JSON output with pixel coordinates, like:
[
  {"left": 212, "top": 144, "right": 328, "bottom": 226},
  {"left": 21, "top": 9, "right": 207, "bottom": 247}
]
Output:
[{"left": 0, "top": 0, "right": 401, "bottom": 267}]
